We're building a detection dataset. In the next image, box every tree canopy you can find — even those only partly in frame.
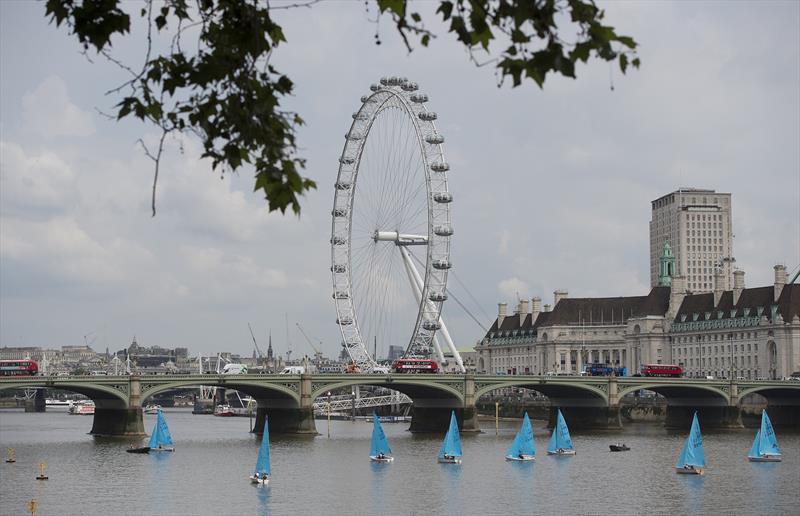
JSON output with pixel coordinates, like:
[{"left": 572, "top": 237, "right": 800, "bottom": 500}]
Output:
[{"left": 44, "top": 0, "right": 639, "bottom": 216}]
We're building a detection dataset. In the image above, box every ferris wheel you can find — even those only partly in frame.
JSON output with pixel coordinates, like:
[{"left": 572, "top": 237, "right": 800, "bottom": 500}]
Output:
[{"left": 331, "top": 77, "right": 465, "bottom": 373}]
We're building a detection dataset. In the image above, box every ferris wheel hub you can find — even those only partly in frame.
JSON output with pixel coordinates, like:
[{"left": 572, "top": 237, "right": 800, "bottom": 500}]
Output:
[{"left": 373, "top": 231, "right": 428, "bottom": 245}]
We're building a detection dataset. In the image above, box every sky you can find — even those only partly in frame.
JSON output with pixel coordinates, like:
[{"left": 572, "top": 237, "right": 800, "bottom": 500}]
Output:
[{"left": 1, "top": 1, "right": 798, "bottom": 361}]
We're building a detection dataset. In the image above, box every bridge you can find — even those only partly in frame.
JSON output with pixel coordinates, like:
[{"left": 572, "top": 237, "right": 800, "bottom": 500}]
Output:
[{"left": 1, "top": 374, "right": 798, "bottom": 436}]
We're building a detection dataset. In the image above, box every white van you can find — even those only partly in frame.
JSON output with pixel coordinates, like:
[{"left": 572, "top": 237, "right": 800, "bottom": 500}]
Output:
[
  {"left": 280, "top": 366, "right": 305, "bottom": 375},
  {"left": 221, "top": 363, "right": 248, "bottom": 375}
]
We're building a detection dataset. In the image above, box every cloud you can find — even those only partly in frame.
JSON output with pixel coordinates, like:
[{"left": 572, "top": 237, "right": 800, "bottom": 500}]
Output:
[
  {"left": 498, "top": 277, "right": 530, "bottom": 301},
  {"left": 21, "top": 75, "right": 95, "bottom": 138},
  {"left": 0, "top": 141, "right": 77, "bottom": 216}
]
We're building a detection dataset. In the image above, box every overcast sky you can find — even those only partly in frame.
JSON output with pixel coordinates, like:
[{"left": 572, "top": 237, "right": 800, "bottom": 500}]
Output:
[{"left": 1, "top": 1, "right": 798, "bottom": 360}]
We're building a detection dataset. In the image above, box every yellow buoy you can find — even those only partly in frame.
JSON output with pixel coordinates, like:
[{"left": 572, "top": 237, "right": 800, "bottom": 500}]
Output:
[
  {"left": 27, "top": 499, "right": 39, "bottom": 516},
  {"left": 35, "top": 462, "right": 48, "bottom": 480},
  {"left": 5, "top": 448, "right": 15, "bottom": 463}
]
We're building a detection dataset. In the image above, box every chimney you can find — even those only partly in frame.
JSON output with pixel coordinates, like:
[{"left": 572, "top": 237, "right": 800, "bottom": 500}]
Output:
[
  {"left": 713, "top": 266, "right": 724, "bottom": 307},
  {"left": 531, "top": 297, "right": 542, "bottom": 322},
  {"left": 543, "top": 303, "right": 552, "bottom": 312},
  {"left": 554, "top": 290, "right": 568, "bottom": 306},
  {"left": 518, "top": 299, "right": 529, "bottom": 318},
  {"left": 668, "top": 275, "right": 687, "bottom": 319},
  {"left": 733, "top": 270, "right": 745, "bottom": 305},
  {"left": 498, "top": 302, "right": 507, "bottom": 326},
  {"left": 774, "top": 264, "right": 787, "bottom": 302}
]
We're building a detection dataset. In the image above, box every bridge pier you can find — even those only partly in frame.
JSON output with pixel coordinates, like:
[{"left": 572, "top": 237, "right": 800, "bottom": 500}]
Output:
[
  {"left": 24, "top": 388, "right": 46, "bottom": 413},
  {"left": 90, "top": 407, "right": 145, "bottom": 436},
  {"left": 252, "top": 407, "right": 317, "bottom": 435},
  {"left": 547, "top": 406, "right": 622, "bottom": 430},
  {"left": 408, "top": 406, "right": 480, "bottom": 433},
  {"left": 664, "top": 405, "right": 743, "bottom": 429}
]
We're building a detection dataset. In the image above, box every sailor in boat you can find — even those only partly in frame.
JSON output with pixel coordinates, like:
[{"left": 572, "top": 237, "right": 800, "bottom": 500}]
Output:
[
  {"left": 443, "top": 453, "right": 453, "bottom": 461},
  {"left": 376, "top": 452, "right": 386, "bottom": 460}
]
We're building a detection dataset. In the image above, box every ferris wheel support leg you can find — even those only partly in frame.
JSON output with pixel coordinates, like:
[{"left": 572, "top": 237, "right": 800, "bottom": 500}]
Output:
[
  {"left": 399, "top": 246, "right": 465, "bottom": 372},
  {"left": 399, "top": 246, "right": 446, "bottom": 364}
]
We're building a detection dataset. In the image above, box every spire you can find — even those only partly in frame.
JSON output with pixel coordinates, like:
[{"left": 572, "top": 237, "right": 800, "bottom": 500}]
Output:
[
  {"left": 267, "top": 330, "right": 274, "bottom": 360},
  {"left": 658, "top": 241, "right": 676, "bottom": 286}
]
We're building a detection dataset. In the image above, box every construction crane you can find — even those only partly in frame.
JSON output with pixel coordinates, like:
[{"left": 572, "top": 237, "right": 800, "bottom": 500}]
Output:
[
  {"left": 295, "top": 323, "right": 324, "bottom": 365},
  {"left": 248, "top": 322, "right": 266, "bottom": 368}
]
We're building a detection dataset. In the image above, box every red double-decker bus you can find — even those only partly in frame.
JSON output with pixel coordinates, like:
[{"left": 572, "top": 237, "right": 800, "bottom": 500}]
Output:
[
  {"left": 391, "top": 358, "right": 439, "bottom": 374},
  {"left": 640, "top": 364, "right": 683, "bottom": 378},
  {"left": 0, "top": 359, "right": 39, "bottom": 376}
]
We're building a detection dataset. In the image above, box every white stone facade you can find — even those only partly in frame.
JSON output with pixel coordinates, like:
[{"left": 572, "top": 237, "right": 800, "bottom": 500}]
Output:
[{"left": 476, "top": 266, "right": 800, "bottom": 380}]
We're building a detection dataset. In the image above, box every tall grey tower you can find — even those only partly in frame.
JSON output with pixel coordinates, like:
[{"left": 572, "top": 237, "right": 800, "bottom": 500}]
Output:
[{"left": 650, "top": 188, "right": 734, "bottom": 292}]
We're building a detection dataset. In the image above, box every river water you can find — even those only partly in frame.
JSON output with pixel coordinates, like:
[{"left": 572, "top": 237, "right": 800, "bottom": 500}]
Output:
[{"left": 0, "top": 408, "right": 797, "bottom": 515}]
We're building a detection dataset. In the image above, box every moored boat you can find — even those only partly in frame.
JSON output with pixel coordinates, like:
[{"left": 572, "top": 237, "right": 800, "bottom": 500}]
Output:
[
  {"left": 609, "top": 444, "right": 630, "bottom": 452},
  {"left": 214, "top": 404, "right": 236, "bottom": 417},
  {"left": 68, "top": 400, "right": 95, "bottom": 415},
  {"left": 547, "top": 409, "right": 576, "bottom": 456},
  {"left": 249, "top": 416, "right": 271, "bottom": 485},
  {"left": 675, "top": 412, "right": 705, "bottom": 475},
  {"left": 437, "top": 411, "right": 463, "bottom": 464},
  {"left": 369, "top": 413, "right": 394, "bottom": 463},
  {"left": 144, "top": 404, "right": 162, "bottom": 415},
  {"left": 506, "top": 412, "right": 535, "bottom": 461},
  {"left": 747, "top": 410, "right": 781, "bottom": 462}
]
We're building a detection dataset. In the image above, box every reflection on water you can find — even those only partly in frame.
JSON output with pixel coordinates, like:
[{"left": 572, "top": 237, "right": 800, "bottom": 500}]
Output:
[{"left": 1, "top": 409, "right": 798, "bottom": 516}]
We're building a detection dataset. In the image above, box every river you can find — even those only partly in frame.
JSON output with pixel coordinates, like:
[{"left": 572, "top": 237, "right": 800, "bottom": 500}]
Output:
[{"left": 0, "top": 408, "right": 797, "bottom": 515}]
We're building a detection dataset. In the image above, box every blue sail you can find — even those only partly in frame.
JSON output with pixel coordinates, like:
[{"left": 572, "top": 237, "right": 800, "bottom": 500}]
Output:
[
  {"left": 437, "top": 411, "right": 462, "bottom": 458},
  {"left": 547, "top": 409, "right": 574, "bottom": 453},
  {"left": 677, "top": 412, "right": 705, "bottom": 468},
  {"left": 507, "top": 413, "right": 535, "bottom": 457},
  {"left": 370, "top": 414, "right": 392, "bottom": 456},
  {"left": 254, "top": 416, "right": 271, "bottom": 477},
  {"left": 148, "top": 409, "right": 173, "bottom": 448},
  {"left": 757, "top": 410, "right": 781, "bottom": 456},
  {"left": 748, "top": 430, "right": 761, "bottom": 459}
]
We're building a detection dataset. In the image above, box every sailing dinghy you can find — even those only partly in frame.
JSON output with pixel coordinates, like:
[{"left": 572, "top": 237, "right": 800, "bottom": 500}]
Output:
[
  {"left": 747, "top": 410, "right": 781, "bottom": 462},
  {"left": 369, "top": 414, "right": 394, "bottom": 463},
  {"left": 250, "top": 416, "right": 271, "bottom": 484},
  {"left": 546, "top": 409, "right": 576, "bottom": 456},
  {"left": 148, "top": 409, "right": 175, "bottom": 452},
  {"left": 506, "top": 412, "right": 535, "bottom": 461},
  {"left": 437, "top": 411, "right": 463, "bottom": 464},
  {"left": 675, "top": 412, "right": 705, "bottom": 475}
]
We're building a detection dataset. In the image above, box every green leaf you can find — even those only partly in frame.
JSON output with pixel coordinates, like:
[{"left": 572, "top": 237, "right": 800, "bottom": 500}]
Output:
[{"left": 619, "top": 53, "right": 628, "bottom": 74}]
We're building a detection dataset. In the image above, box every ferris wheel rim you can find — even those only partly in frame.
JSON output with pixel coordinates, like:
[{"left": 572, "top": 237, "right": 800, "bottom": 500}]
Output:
[{"left": 330, "top": 77, "right": 452, "bottom": 372}]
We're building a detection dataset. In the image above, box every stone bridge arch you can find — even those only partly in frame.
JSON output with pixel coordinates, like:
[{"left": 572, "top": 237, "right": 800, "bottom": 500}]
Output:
[
  {"left": 737, "top": 384, "right": 800, "bottom": 428},
  {"left": 0, "top": 376, "right": 140, "bottom": 436},
  {"left": 474, "top": 377, "right": 614, "bottom": 429},
  {"left": 618, "top": 380, "right": 736, "bottom": 428},
  {"left": 309, "top": 375, "right": 469, "bottom": 433},
  {"left": 140, "top": 376, "right": 302, "bottom": 406}
]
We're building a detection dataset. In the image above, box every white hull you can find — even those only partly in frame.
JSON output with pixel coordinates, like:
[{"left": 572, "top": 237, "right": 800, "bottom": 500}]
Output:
[
  {"left": 437, "top": 457, "right": 462, "bottom": 464},
  {"left": 370, "top": 456, "right": 394, "bottom": 463},
  {"left": 748, "top": 455, "right": 781, "bottom": 462},
  {"left": 249, "top": 475, "right": 270, "bottom": 485},
  {"left": 547, "top": 449, "right": 576, "bottom": 456},
  {"left": 675, "top": 466, "right": 704, "bottom": 475},
  {"left": 506, "top": 455, "right": 535, "bottom": 462},
  {"left": 150, "top": 447, "right": 174, "bottom": 452}
]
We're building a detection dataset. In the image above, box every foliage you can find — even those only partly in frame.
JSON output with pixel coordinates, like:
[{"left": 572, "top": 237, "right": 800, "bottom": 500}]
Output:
[{"left": 44, "top": 0, "right": 638, "bottom": 216}]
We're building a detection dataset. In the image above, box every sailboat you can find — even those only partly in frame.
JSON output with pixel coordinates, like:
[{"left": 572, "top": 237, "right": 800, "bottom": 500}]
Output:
[
  {"left": 747, "top": 410, "right": 781, "bottom": 462},
  {"left": 369, "top": 414, "right": 394, "bottom": 463},
  {"left": 437, "top": 411, "right": 463, "bottom": 464},
  {"left": 546, "top": 409, "right": 576, "bottom": 456},
  {"left": 250, "top": 416, "right": 271, "bottom": 484},
  {"left": 506, "top": 412, "right": 535, "bottom": 461},
  {"left": 149, "top": 409, "right": 175, "bottom": 452},
  {"left": 675, "top": 412, "right": 705, "bottom": 475}
]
